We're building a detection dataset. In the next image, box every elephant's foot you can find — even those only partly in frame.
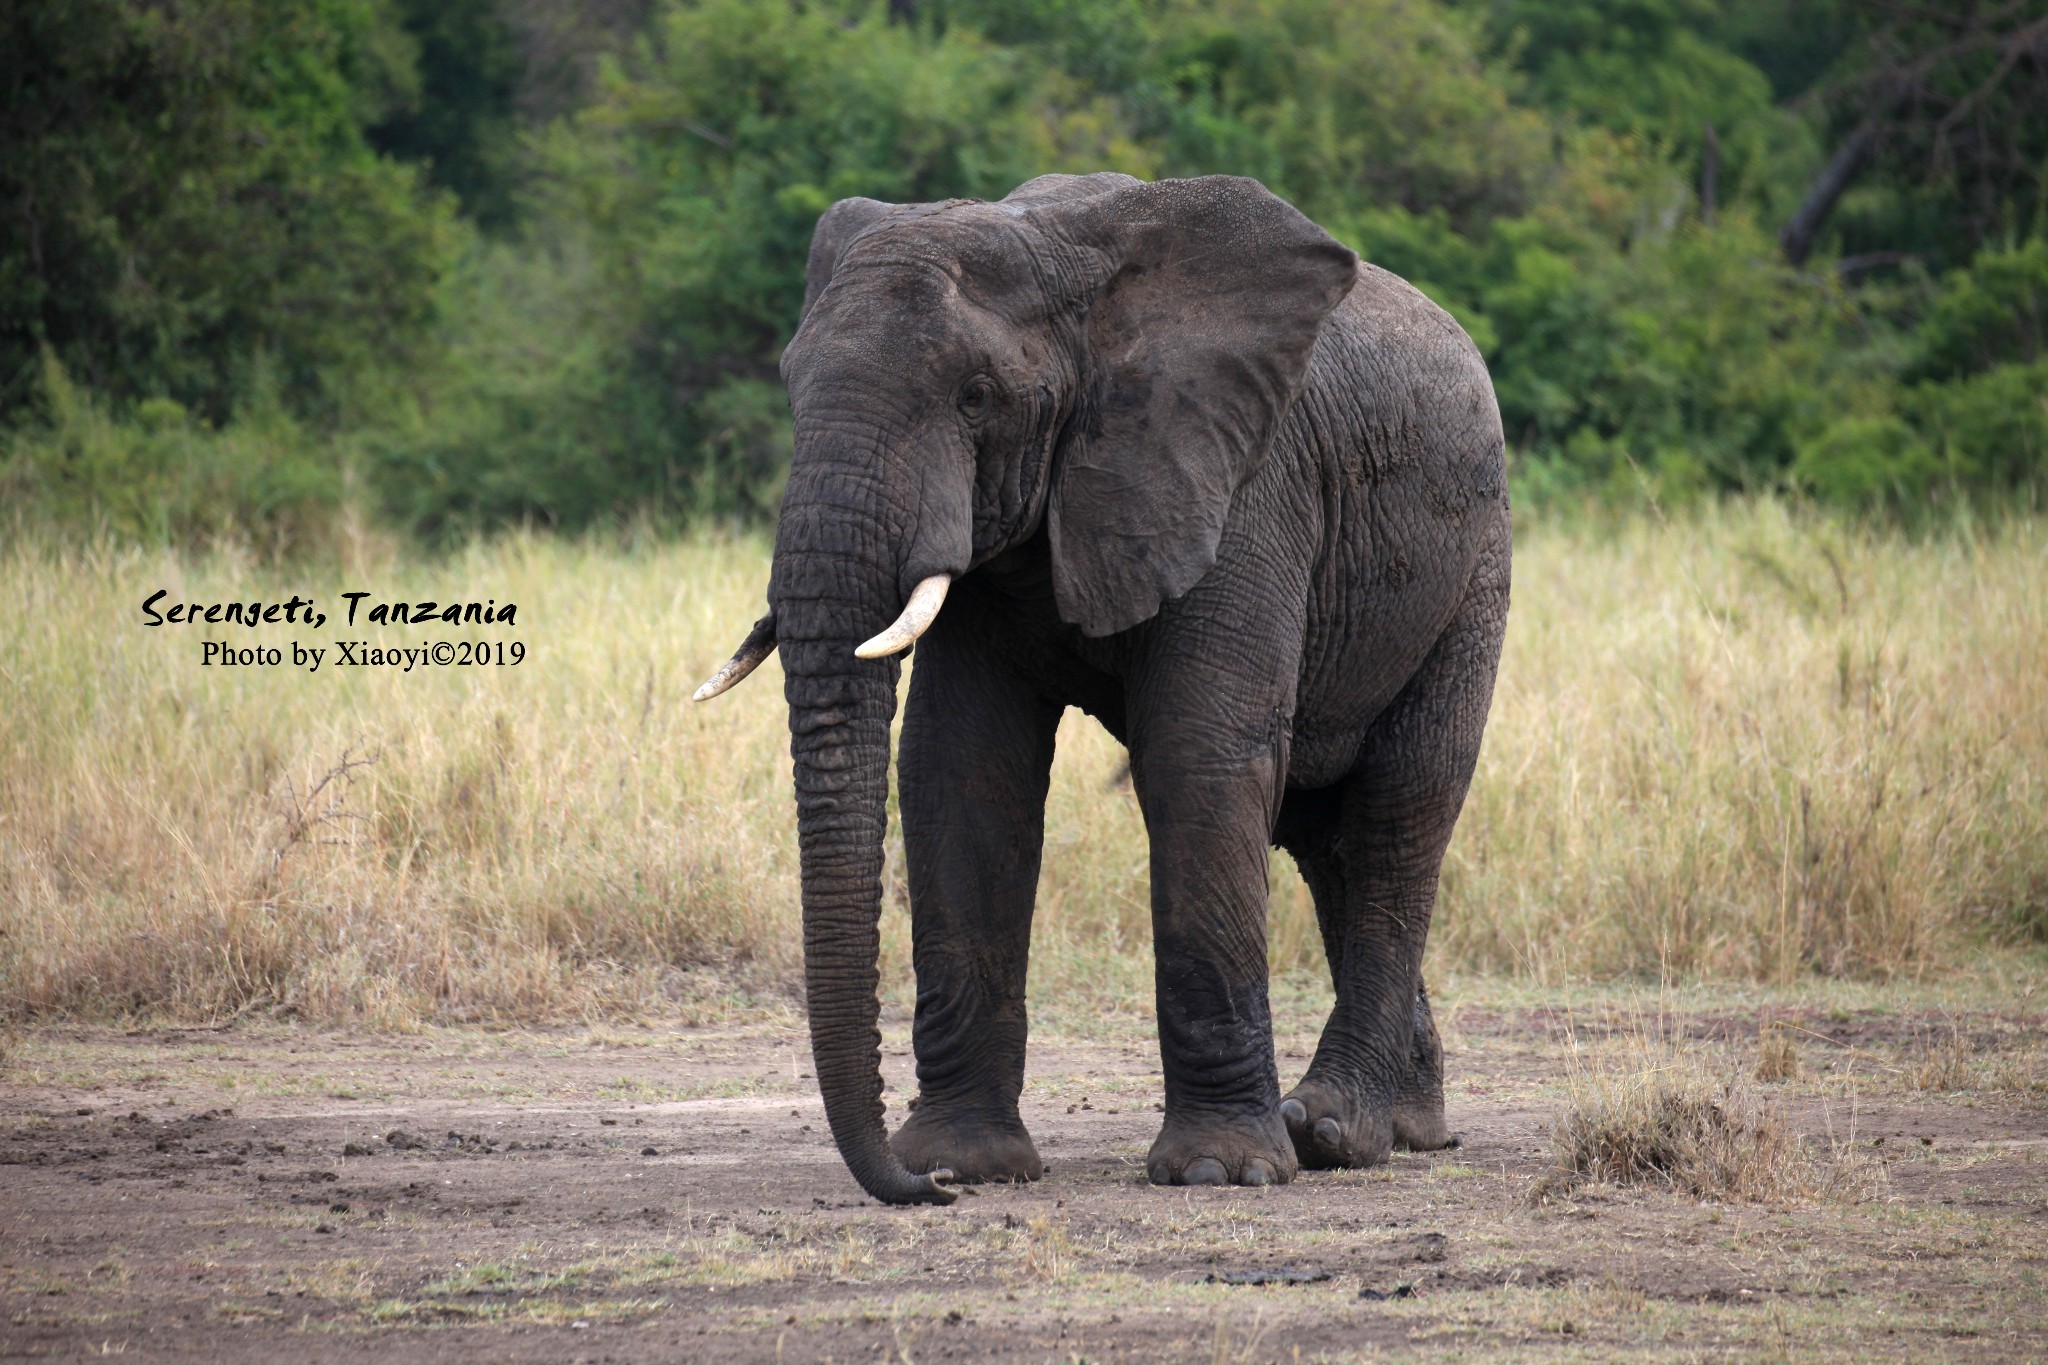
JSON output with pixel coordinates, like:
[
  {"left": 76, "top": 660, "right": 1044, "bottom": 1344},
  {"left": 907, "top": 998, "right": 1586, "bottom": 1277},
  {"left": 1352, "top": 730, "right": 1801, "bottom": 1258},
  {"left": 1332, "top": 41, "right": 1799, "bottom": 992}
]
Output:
[
  {"left": 1394, "top": 983, "right": 1457, "bottom": 1151},
  {"left": 1279, "top": 1077, "right": 1394, "bottom": 1169},
  {"left": 891, "top": 1104, "right": 1043, "bottom": 1184},
  {"left": 1146, "top": 1109, "right": 1297, "bottom": 1187},
  {"left": 1392, "top": 1077, "right": 1458, "bottom": 1152}
]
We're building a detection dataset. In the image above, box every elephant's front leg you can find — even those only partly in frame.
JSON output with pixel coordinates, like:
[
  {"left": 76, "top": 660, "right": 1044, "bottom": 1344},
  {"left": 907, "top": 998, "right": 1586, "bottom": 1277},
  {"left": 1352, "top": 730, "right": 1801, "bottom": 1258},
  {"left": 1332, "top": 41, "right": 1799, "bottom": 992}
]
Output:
[
  {"left": 1129, "top": 671, "right": 1299, "bottom": 1188},
  {"left": 890, "top": 612, "right": 1060, "bottom": 1184}
]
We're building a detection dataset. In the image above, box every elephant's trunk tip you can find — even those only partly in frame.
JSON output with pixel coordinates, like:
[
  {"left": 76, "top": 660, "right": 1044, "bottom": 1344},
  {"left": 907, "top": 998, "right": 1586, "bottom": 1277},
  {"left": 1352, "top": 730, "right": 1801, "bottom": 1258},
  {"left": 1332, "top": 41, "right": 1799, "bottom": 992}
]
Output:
[{"left": 891, "top": 1166, "right": 959, "bottom": 1206}]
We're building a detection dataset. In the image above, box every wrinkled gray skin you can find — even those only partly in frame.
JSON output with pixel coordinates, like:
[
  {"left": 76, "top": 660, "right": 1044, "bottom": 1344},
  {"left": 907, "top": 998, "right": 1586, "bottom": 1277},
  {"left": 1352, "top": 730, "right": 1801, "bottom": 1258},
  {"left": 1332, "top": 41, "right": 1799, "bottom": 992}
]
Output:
[{"left": 741, "top": 173, "right": 1508, "bottom": 1205}]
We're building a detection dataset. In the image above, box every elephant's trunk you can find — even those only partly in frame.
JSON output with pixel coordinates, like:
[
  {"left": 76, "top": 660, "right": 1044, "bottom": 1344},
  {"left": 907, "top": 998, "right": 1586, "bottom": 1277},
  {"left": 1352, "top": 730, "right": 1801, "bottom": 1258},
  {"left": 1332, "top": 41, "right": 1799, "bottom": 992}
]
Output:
[{"left": 770, "top": 473, "right": 957, "bottom": 1207}]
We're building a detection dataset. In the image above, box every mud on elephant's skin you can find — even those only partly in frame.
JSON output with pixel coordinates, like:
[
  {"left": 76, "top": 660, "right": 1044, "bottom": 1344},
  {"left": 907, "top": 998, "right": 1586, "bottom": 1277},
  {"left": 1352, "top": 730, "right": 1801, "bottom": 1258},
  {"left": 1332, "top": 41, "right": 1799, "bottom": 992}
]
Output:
[{"left": 696, "top": 173, "right": 1509, "bottom": 1205}]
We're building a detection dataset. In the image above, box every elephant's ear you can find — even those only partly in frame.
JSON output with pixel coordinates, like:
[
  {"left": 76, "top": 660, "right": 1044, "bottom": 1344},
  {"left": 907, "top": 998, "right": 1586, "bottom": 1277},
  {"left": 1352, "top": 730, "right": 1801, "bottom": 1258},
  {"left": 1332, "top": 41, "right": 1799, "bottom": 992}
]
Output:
[
  {"left": 1040, "top": 177, "right": 1357, "bottom": 637},
  {"left": 800, "top": 197, "right": 899, "bottom": 321}
]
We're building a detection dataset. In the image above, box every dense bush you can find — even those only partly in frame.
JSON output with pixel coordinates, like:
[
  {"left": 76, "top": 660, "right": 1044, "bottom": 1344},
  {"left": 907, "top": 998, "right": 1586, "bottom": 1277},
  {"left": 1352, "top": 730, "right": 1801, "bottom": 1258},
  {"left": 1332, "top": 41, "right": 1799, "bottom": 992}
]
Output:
[
  {"left": 2, "top": 354, "right": 344, "bottom": 553},
  {"left": 1788, "top": 240, "right": 2048, "bottom": 509},
  {"left": 0, "top": 0, "right": 461, "bottom": 427},
  {"left": 3, "top": 0, "right": 2044, "bottom": 544}
]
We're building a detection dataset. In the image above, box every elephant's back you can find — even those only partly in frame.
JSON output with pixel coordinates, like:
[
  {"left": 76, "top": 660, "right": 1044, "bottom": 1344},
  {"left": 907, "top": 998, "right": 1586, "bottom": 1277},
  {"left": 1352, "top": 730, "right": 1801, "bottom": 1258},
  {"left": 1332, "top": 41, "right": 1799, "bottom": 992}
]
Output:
[
  {"left": 1298, "top": 263, "right": 1504, "bottom": 495},
  {"left": 1278, "top": 262, "right": 1509, "bottom": 785}
]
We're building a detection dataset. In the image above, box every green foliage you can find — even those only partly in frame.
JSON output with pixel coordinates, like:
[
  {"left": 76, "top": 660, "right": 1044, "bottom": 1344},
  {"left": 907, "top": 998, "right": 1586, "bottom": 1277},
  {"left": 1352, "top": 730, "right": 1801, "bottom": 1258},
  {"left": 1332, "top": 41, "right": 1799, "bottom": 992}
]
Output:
[
  {"left": 2, "top": 353, "right": 344, "bottom": 552},
  {"left": 1912, "top": 361, "right": 2048, "bottom": 499},
  {"left": 363, "top": 231, "right": 678, "bottom": 537},
  {"left": 382, "top": 0, "right": 1558, "bottom": 530},
  {"left": 368, "top": 0, "right": 525, "bottom": 229},
  {"left": 1145, "top": 0, "right": 1549, "bottom": 228},
  {"left": 1790, "top": 414, "right": 1942, "bottom": 509},
  {"left": 1496, "top": 216, "right": 1884, "bottom": 494},
  {"left": 929, "top": 0, "right": 1152, "bottom": 89},
  {"left": 1914, "top": 239, "right": 2048, "bottom": 381},
  {"left": 376, "top": 0, "right": 1138, "bottom": 530},
  {"left": 691, "top": 377, "right": 795, "bottom": 519},
  {"left": 583, "top": 0, "right": 1056, "bottom": 362},
  {"left": 0, "top": 0, "right": 462, "bottom": 427},
  {"left": 1489, "top": 0, "right": 1769, "bottom": 144},
  {"left": 5, "top": 0, "right": 2045, "bottom": 545},
  {"left": 1806, "top": 1, "right": 2048, "bottom": 271}
]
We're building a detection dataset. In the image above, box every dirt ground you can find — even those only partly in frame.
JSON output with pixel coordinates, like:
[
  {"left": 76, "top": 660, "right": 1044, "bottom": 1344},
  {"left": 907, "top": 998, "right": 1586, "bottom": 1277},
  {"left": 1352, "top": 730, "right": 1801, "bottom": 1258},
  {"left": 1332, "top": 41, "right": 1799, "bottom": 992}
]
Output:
[{"left": 4, "top": 990, "right": 2045, "bottom": 1363}]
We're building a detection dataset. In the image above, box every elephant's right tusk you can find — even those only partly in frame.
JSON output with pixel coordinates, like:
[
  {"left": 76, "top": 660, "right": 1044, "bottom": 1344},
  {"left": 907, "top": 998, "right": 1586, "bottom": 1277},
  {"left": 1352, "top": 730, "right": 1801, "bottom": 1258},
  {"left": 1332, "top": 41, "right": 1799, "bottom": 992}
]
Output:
[
  {"left": 692, "top": 615, "right": 777, "bottom": 702},
  {"left": 854, "top": 575, "right": 951, "bottom": 659}
]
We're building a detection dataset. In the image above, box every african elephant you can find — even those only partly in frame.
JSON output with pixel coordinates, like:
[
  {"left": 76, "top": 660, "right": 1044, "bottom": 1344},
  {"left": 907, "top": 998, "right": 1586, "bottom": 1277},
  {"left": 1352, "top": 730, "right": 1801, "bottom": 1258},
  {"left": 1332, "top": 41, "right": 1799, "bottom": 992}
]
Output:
[{"left": 697, "top": 173, "right": 1509, "bottom": 1205}]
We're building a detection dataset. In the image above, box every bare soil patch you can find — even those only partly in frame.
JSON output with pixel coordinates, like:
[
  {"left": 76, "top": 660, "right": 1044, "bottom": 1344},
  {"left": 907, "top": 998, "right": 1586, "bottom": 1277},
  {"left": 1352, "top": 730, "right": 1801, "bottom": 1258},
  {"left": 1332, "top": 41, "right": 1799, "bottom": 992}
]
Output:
[{"left": 4, "top": 998, "right": 2045, "bottom": 1362}]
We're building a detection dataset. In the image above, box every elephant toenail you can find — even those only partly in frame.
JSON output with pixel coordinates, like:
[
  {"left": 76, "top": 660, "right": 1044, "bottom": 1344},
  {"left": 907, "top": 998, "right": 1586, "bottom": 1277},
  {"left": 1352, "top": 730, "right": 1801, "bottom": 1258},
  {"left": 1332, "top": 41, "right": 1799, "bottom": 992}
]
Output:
[
  {"left": 1183, "top": 1157, "right": 1228, "bottom": 1186},
  {"left": 1279, "top": 1098, "right": 1307, "bottom": 1126},
  {"left": 1314, "top": 1117, "right": 1343, "bottom": 1148},
  {"left": 1241, "top": 1158, "right": 1275, "bottom": 1186}
]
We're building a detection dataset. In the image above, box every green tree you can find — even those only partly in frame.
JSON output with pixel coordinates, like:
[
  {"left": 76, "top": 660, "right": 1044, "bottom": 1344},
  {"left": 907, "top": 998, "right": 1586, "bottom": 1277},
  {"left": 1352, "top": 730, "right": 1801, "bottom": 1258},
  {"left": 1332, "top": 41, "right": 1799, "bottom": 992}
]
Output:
[
  {"left": 368, "top": 0, "right": 526, "bottom": 229},
  {"left": 0, "top": 0, "right": 460, "bottom": 424},
  {"left": 383, "top": 0, "right": 1112, "bottom": 530},
  {"left": 1904, "top": 238, "right": 2048, "bottom": 500}
]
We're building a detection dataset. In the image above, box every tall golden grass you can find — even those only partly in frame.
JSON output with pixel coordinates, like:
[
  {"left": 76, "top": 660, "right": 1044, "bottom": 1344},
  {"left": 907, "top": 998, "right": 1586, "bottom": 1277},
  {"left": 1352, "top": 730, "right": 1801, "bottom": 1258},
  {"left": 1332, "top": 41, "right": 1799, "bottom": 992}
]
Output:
[
  {"left": 2, "top": 501, "right": 2043, "bottom": 1025},
  {"left": 1445, "top": 502, "right": 2048, "bottom": 983}
]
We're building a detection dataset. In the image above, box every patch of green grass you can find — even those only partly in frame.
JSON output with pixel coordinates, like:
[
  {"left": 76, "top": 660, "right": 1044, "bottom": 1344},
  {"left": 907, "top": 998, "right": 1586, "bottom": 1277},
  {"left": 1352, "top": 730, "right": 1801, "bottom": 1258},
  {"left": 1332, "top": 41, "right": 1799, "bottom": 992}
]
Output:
[
  {"left": 596, "top": 1075, "right": 780, "bottom": 1103},
  {"left": 364, "top": 1295, "right": 667, "bottom": 1326},
  {"left": 423, "top": 1259, "right": 595, "bottom": 1298}
]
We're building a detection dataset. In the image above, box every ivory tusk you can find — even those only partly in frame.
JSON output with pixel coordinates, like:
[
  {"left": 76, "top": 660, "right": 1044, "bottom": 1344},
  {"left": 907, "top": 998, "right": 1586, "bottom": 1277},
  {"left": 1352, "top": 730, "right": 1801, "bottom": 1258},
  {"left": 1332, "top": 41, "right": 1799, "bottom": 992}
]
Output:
[
  {"left": 854, "top": 575, "right": 952, "bottom": 659},
  {"left": 692, "top": 615, "right": 777, "bottom": 702}
]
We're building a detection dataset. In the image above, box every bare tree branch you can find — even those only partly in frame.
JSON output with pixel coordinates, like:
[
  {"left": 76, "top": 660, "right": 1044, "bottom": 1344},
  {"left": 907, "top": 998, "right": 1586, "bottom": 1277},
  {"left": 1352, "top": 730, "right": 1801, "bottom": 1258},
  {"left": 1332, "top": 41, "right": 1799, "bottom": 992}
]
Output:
[
  {"left": 1782, "top": 117, "right": 1891, "bottom": 264},
  {"left": 1781, "top": 2, "right": 2048, "bottom": 263},
  {"left": 1933, "top": 15, "right": 2048, "bottom": 137}
]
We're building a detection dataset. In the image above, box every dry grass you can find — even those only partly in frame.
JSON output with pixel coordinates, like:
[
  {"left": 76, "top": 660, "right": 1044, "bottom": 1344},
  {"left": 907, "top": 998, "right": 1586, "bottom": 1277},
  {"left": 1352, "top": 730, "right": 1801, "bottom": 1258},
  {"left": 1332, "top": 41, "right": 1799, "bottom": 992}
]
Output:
[
  {"left": 0, "top": 531, "right": 804, "bottom": 1025},
  {"left": 1441, "top": 500, "right": 2048, "bottom": 981},
  {"left": 1905, "top": 1019, "right": 1978, "bottom": 1092},
  {"left": 1897, "top": 1016, "right": 2047, "bottom": 1095},
  {"left": 2, "top": 500, "right": 2045, "bottom": 1025},
  {"left": 1538, "top": 1026, "right": 1884, "bottom": 1204},
  {"left": 1754, "top": 1019, "right": 1800, "bottom": 1082}
]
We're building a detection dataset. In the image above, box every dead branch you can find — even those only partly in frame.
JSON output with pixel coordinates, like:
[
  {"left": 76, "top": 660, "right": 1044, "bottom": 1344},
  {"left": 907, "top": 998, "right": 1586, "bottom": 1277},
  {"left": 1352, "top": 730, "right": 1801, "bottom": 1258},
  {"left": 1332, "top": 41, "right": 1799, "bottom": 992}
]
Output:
[{"left": 271, "top": 743, "right": 378, "bottom": 875}]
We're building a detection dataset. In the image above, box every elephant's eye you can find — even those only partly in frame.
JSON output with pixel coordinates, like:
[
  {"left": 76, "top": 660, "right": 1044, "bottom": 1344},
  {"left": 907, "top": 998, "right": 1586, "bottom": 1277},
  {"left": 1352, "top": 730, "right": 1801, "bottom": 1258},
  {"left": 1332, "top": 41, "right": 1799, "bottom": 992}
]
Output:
[{"left": 957, "top": 376, "right": 996, "bottom": 423}]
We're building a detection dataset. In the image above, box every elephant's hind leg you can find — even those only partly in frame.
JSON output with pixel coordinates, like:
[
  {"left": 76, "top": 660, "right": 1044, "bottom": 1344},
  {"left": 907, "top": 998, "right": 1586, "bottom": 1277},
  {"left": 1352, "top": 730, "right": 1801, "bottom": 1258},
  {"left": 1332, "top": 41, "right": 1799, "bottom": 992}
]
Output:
[
  {"left": 1281, "top": 531, "right": 1506, "bottom": 1169},
  {"left": 889, "top": 604, "right": 1060, "bottom": 1184},
  {"left": 1275, "top": 855, "right": 1456, "bottom": 1161}
]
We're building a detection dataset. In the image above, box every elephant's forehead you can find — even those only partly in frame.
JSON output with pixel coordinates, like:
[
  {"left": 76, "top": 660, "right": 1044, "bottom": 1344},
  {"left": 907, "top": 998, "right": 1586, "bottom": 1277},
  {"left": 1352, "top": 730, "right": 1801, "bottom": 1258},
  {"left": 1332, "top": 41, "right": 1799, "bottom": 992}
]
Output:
[
  {"left": 801, "top": 265, "right": 1045, "bottom": 376},
  {"left": 836, "top": 204, "right": 1050, "bottom": 301},
  {"left": 828, "top": 254, "right": 965, "bottom": 308}
]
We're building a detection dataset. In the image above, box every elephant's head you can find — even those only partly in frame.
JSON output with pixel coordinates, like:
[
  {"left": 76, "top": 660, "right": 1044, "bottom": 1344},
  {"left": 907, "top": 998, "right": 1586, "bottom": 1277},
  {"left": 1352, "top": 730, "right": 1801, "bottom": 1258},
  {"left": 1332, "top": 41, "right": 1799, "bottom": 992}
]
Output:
[{"left": 696, "top": 174, "right": 1357, "bottom": 1204}]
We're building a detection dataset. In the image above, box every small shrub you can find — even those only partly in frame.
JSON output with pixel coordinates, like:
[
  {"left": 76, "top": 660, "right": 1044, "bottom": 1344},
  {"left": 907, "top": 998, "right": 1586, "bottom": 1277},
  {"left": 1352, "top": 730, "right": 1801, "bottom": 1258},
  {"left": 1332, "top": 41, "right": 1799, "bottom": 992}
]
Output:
[
  {"left": 1906, "top": 1020, "right": 1974, "bottom": 1092},
  {"left": 1897, "top": 1022, "right": 2048, "bottom": 1098},
  {"left": 1789, "top": 413, "right": 1944, "bottom": 508},
  {"left": 1754, "top": 1022, "right": 1800, "bottom": 1083},
  {"left": 1, "top": 354, "right": 346, "bottom": 555},
  {"left": 1914, "top": 237, "right": 2048, "bottom": 380},
  {"left": 690, "top": 376, "right": 794, "bottom": 520},
  {"left": 1909, "top": 359, "right": 2048, "bottom": 496},
  {"left": 1538, "top": 1032, "right": 1881, "bottom": 1204}
]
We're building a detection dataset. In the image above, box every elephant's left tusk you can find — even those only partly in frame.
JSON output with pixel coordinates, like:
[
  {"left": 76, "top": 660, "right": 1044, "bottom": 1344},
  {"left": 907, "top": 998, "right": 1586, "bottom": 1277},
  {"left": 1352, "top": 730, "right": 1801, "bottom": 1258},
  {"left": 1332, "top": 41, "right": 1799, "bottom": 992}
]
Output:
[
  {"left": 854, "top": 575, "right": 951, "bottom": 659},
  {"left": 692, "top": 615, "right": 777, "bottom": 702}
]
